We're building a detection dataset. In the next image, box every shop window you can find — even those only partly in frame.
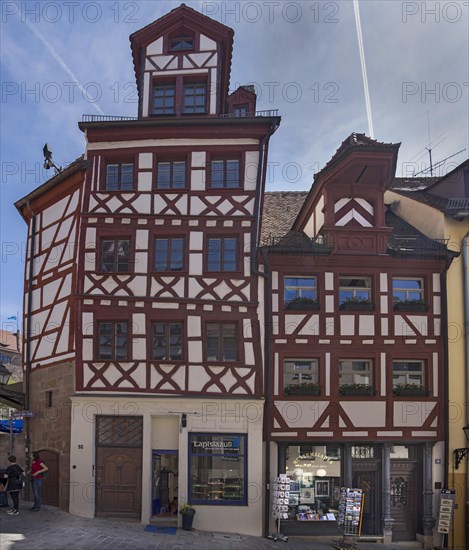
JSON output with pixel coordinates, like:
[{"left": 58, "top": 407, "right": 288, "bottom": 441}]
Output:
[
  {"left": 339, "top": 276, "right": 372, "bottom": 307},
  {"left": 105, "top": 162, "right": 134, "bottom": 191},
  {"left": 283, "top": 443, "right": 341, "bottom": 521},
  {"left": 284, "top": 277, "right": 318, "bottom": 310},
  {"left": 207, "top": 237, "right": 238, "bottom": 272},
  {"left": 183, "top": 82, "right": 207, "bottom": 114},
  {"left": 206, "top": 322, "right": 237, "bottom": 362},
  {"left": 156, "top": 160, "right": 186, "bottom": 189},
  {"left": 189, "top": 433, "right": 247, "bottom": 505},
  {"left": 209, "top": 159, "right": 240, "bottom": 188},
  {"left": 151, "top": 322, "right": 182, "bottom": 360},
  {"left": 284, "top": 359, "right": 319, "bottom": 395},
  {"left": 100, "top": 238, "right": 131, "bottom": 273},
  {"left": 154, "top": 237, "right": 184, "bottom": 272},
  {"left": 339, "top": 360, "right": 374, "bottom": 395},
  {"left": 97, "top": 321, "right": 128, "bottom": 360}
]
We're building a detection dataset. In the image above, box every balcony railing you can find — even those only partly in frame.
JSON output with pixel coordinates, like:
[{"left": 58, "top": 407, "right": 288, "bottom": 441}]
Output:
[
  {"left": 447, "top": 198, "right": 469, "bottom": 210},
  {"left": 82, "top": 114, "right": 138, "bottom": 122},
  {"left": 81, "top": 109, "right": 279, "bottom": 123}
]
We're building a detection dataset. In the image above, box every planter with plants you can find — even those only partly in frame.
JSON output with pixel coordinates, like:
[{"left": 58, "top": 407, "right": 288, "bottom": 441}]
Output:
[
  {"left": 339, "top": 297, "right": 374, "bottom": 311},
  {"left": 285, "top": 297, "right": 319, "bottom": 311},
  {"left": 284, "top": 383, "right": 321, "bottom": 396},
  {"left": 339, "top": 383, "right": 375, "bottom": 396},
  {"left": 393, "top": 299, "right": 427, "bottom": 312},
  {"left": 392, "top": 384, "right": 429, "bottom": 396},
  {"left": 179, "top": 504, "right": 196, "bottom": 530}
]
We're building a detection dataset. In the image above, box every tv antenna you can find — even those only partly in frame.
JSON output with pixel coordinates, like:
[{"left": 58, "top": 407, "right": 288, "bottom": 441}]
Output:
[{"left": 43, "top": 143, "right": 63, "bottom": 174}]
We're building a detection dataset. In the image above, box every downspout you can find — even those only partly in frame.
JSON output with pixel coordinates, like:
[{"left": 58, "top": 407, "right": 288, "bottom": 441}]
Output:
[
  {"left": 442, "top": 268, "right": 449, "bottom": 491},
  {"left": 249, "top": 121, "right": 277, "bottom": 538},
  {"left": 137, "top": 47, "right": 144, "bottom": 119},
  {"left": 463, "top": 229, "right": 469, "bottom": 548},
  {"left": 24, "top": 200, "right": 36, "bottom": 502}
]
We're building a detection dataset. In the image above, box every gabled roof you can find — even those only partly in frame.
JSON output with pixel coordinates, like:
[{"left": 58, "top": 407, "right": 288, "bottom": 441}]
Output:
[
  {"left": 260, "top": 192, "right": 308, "bottom": 245},
  {"left": 129, "top": 3, "right": 234, "bottom": 95}
]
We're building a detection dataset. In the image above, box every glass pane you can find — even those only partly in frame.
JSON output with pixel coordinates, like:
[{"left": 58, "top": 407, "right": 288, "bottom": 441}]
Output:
[
  {"left": 222, "top": 323, "right": 237, "bottom": 361},
  {"left": 206, "top": 324, "right": 220, "bottom": 361},
  {"left": 106, "top": 165, "right": 119, "bottom": 190},
  {"left": 173, "top": 161, "right": 186, "bottom": 188},
  {"left": 115, "top": 323, "right": 128, "bottom": 360},
  {"left": 170, "top": 238, "right": 184, "bottom": 271},
  {"left": 99, "top": 323, "right": 113, "bottom": 359},
  {"left": 226, "top": 160, "right": 239, "bottom": 188},
  {"left": 121, "top": 164, "right": 133, "bottom": 190},
  {"left": 222, "top": 238, "right": 237, "bottom": 271},
  {"left": 116, "top": 240, "right": 130, "bottom": 272},
  {"left": 157, "top": 163, "right": 171, "bottom": 188},
  {"left": 211, "top": 161, "right": 224, "bottom": 188},
  {"left": 169, "top": 323, "right": 182, "bottom": 360},
  {"left": 155, "top": 239, "right": 169, "bottom": 271},
  {"left": 152, "top": 323, "right": 166, "bottom": 359},
  {"left": 207, "top": 238, "right": 221, "bottom": 271}
]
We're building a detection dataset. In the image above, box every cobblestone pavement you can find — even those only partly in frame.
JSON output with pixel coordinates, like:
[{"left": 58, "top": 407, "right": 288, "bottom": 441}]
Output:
[{"left": 0, "top": 502, "right": 423, "bottom": 550}]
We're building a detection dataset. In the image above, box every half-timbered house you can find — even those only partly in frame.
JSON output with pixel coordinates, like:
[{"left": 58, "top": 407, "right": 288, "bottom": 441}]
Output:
[
  {"left": 15, "top": 4, "right": 280, "bottom": 535},
  {"left": 260, "top": 134, "right": 456, "bottom": 546}
]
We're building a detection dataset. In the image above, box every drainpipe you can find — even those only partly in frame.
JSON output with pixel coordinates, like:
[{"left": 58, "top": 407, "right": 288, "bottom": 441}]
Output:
[
  {"left": 24, "top": 200, "right": 36, "bottom": 502},
  {"left": 463, "top": 229, "right": 469, "bottom": 548}
]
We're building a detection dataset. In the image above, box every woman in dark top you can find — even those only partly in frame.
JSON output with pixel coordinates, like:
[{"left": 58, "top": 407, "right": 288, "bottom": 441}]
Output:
[{"left": 4, "top": 455, "right": 24, "bottom": 515}]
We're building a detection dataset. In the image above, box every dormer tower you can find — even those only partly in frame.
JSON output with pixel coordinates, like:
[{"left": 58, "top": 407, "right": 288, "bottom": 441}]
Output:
[{"left": 130, "top": 4, "right": 234, "bottom": 118}]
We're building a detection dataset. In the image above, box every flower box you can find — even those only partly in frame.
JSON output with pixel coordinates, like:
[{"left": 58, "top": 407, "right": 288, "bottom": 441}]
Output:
[
  {"left": 339, "top": 384, "right": 375, "bottom": 396},
  {"left": 393, "top": 385, "right": 429, "bottom": 396},
  {"left": 284, "top": 384, "right": 321, "bottom": 396},
  {"left": 339, "top": 301, "right": 374, "bottom": 311},
  {"left": 285, "top": 298, "right": 319, "bottom": 311},
  {"left": 393, "top": 301, "right": 428, "bottom": 312}
]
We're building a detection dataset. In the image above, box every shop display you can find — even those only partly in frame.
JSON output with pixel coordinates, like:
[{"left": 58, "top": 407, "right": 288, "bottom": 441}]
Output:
[
  {"left": 268, "top": 474, "right": 289, "bottom": 542},
  {"left": 333, "top": 487, "right": 364, "bottom": 549}
]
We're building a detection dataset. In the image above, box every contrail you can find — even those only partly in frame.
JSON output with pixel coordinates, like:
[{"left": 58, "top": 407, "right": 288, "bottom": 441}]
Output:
[
  {"left": 19, "top": 15, "right": 105, "bottom": 116},
  {"left": 353, "top": 0, "right": 374, "bottom": 138}
]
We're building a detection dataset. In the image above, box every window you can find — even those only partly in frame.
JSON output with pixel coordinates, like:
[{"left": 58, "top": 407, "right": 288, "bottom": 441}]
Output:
[
  {"left": 105, "top": 163, "right": 134, "bottom": 190},
  {"left": 206, "top": 323, "right": 237, "bottom": 362},
  {"left": 154, "top": 237, "right": 184, "bottom": 272},
  {"left": 339, "top": 360, "right": 372, "bottom": 386},
  {"left": 392, "top": 360, "right": 425, "bottom": 386},
  {"left": 284, "top": 359, "right": 319, "bottom": 395},
  {"left": 207, "top": 237, "right": 237, "bottom": 272},
  {"left": 156, "top": 160, "right": 186, "bottom": 189},
  {"left": 152, "top": 322, "right": 182, "bottom": 360},
  {"left": 153, "top": 84, "right": 175, "bottom": 115},
  {"left": 339, "top": 277, "right": 371, "bottom": 305},
  {"left": 284, "top": 277, "right": 318, "bottom": 310},
  {"left": 170, "top": 34, "right": 194, "bottom": 51},
  {"left": 101, "top": 239, "right": 131, "bottom": 273},
  {"left": 189, "top": 433, "right": 247, "bottom": 504},
  {"left": 183, "top": 82, "right": 206, "bottom": 114},
  {"left": 98, "top": 322, "right": 128, "bottom": 360},
  {"left": 210, "top": 159, "right": 240, "bottom": 188},
  {"left": 392, "top": 278, "right": 424, "bottom": 302},
  {"left": 234, "top": 104, "right": 249, "bottom": 117}
]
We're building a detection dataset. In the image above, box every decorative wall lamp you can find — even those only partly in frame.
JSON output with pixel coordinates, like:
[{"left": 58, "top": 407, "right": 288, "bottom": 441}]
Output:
[{"left": 454, "top": 424, "right": 469, "bottom": 469}]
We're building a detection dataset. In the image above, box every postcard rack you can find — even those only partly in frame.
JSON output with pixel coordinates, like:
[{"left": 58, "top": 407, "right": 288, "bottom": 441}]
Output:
[
  {"left": 331, "top": 487, "right": 364, "bottom": 550},
  {"left": 268, "top": 474, "right": 289, "bottom": 543}
]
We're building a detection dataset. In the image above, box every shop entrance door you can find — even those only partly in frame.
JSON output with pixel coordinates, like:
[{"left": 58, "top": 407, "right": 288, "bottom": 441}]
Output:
[
  {"left": 152, "top": 450, "right": 178, "bottom": 520},
  {"left": 352, "top": 465, "right": 381, "bottom": 535},
  {"left": 390, "top": 461, "right": 419, "bottom": 541}
]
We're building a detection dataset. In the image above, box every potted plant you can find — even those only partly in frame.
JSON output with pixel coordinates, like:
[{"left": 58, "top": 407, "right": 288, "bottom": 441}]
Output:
[
  {"left": 179, "top": 503, "right": 196, "bottom": 530},
  {"left": 392, "top": 384, "right": 429, "bottom": 396},
  {"left": 339, "top": 383, "right": 375, "bottom": 396},
  {"left": 393, "top": 299, "right": 427, "bottom": 312},
  {"left": 285, "top": 297, "right": 319, "bottom": 311},
  {"left": 339, "top": 297, "right": 374, "bottom": 311},
  {"left": 284, "top": 382, "right": 321, "bottom": 396}
]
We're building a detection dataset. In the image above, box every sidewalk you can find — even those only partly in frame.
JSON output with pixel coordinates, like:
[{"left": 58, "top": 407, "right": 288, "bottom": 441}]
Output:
[{"left": 0, "top": 502, "right": 423, "bottom": 550}]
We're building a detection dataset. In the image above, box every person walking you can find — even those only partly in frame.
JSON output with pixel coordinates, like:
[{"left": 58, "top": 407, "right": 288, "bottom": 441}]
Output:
[
  {"left": 3, "top": 455, "right": 25, "bottom": 515},
  {"left": 30, "top": 451, "right": 48, "bottom": 511}
]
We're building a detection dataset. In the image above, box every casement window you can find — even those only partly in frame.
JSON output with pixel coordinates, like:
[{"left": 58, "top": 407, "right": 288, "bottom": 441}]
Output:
[
  {"left": 105, "top": 162, "right": 134, "bottom": 190},
  {"left": 183, "top": 82, "right": 207, "bottom": 114},
  {"left": 154, "top": 237, "right": 184, "bottom": 272},
  {"left": 210, "top": 158, "right": 241, "bottom": 188},
  {"left": 100, "top": 239, "right": 131, "bottom": 273},
  {"left": 392, "top": 278, "right": 424, "bottom": 302},
  {"left": 152, "top": 322, "right": 183, "bottom": 360},
  {"left": 284, "top": 277, "right": 318, "bottom": 310},
  {"left": 98, "top": 321, "right": 128, "bottom": 360},
  {"left": 339, "top": 360, "right": 373, "bottom": 386},
  {"left": 283, "top": 359, "right": 319, "bottom": 393},
  {"left": 392, "top": 360, "right": 425, "bottom": 386},
  {"left": 169, "top": 34, "right": 194, "bottom": 51},
  {"left": 156, "top": 160, "right": 186, "bottom": 189},
  {"left": 206, "top": 322, "right": 237, "bottom": 362},
  {"left": 339, "top": 276, "right": 372, "bottom": 305},
  {"left": 153, "top": 84, "right": 176, "bottom": 115},
  {"left": 207, "top": 237, "right": 237, "bottom": 272},
  {"left": 189, "top": 433, "right": 247, "bottom": 504}
]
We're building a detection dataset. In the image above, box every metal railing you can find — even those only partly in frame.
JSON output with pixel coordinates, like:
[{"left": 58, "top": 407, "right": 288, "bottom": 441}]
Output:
[
  {"left": 447, "top": 198, "right": 469, "bottom": 210},
  {"left": 82, "top": 109, "right": 279, "bottom": 123},
  {"left": 82, "top": 114, "right": 138, "bottom": 122}
]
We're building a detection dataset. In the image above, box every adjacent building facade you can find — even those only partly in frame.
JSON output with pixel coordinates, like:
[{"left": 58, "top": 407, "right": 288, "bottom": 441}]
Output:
[{"left": 14, "top": 4, "right": 466, "bottom": 547}]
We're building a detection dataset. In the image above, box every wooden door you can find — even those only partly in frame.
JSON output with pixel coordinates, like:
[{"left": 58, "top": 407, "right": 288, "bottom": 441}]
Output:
[
  {"left": 38, "top": 449, "right": 59, "bottom": 507},
  {"left": 352, "top": 466, "right": 380, "bottom": 535},
  {"left": 390, "top": 461, "right": 419, "bottom": 541},
  {"left": 95, "top": 415, "right": 143, "bottom": 518}
]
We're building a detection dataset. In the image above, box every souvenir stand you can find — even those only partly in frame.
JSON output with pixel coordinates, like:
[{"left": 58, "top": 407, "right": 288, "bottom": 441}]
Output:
[
  {"left": 268, "top": 474, "right": 289, "bottom": 542},
  {"left": 331, "top": 487, "right": 364, "bottom": 550}
]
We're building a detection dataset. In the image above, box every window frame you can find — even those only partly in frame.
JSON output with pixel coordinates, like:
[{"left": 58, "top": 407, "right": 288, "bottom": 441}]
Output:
[
  {"left": 183, "top": 81, "right": 207, "bottom": 114},
  {"left": 103, "top": 161, "right": 135, "bottom": 191},
  {"left": 284, "top": 276, "right": 318, "bottom": 310},
  {"left": 188, "top": 433, "right": 248, "bottom": 506},
  {"left": 338, "top": 359, "right": 373, "bottom": 387},
  {"left": 99, "top": 237, "right": 132, "bottom": 273},
  {"left": 155, "top": 158, "right": 187, "bottom": 190},
  {"left": 392, "top": 277, "right": 425, "bottom": 303},
  {"left": 209, "top": 157, "right": 242, "bottom": 189},
  {"left": 338, "top": 276, "right": 372, "bottom": 305},
  {"left": 392, "top": 360, "right": 426, "bottom": 387},
  {"left": 152, "top": 82, "right": 176, "bottom": 115},
  {"left": 97, "top": 321, "right": 129, "bottom": 361},
  {"left": 153, "top": 236, "right": 185, "bottom": 272},
  {"left": 283, "top": 359, "right": 320, "bottom": 395},
  {"left": 151, "top": 321, "right": 183, "bottom": 361},
  {"left": 206, "top": 236, "right": 239, "bottom": 273},
  {"left": 205, "top": 322, "right": 238, "bottom": 362}
]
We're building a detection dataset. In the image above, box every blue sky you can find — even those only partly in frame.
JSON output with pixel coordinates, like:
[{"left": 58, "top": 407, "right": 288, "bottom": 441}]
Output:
[{"left": 1, "top": 0, "right": 468, "bottom": 332}]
